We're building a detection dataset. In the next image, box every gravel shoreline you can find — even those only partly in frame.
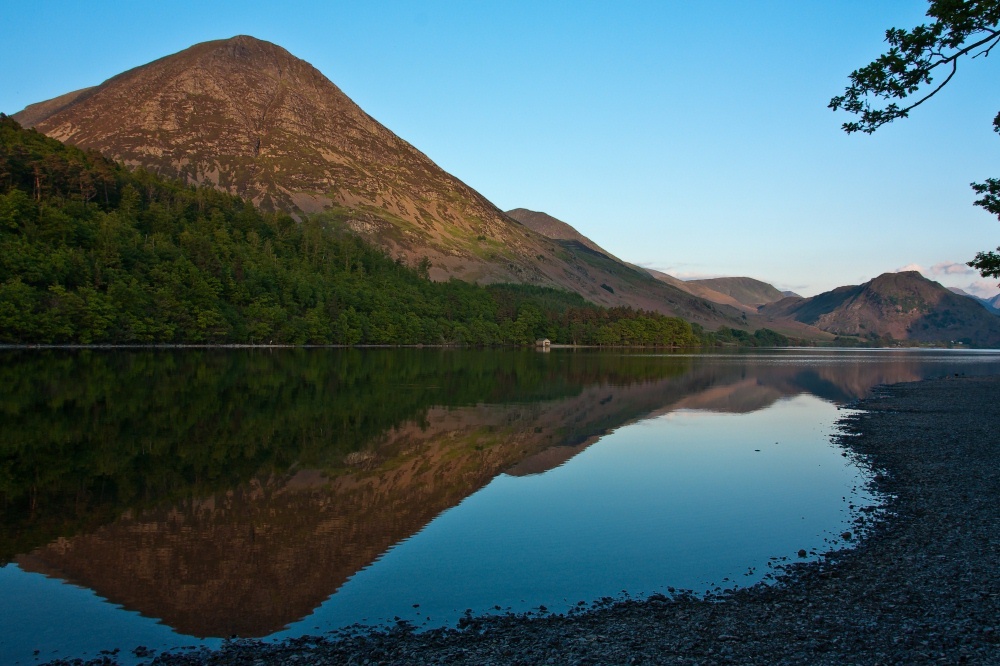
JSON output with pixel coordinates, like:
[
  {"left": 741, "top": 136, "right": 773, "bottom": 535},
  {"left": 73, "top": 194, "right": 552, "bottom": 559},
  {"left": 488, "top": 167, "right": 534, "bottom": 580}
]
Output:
[{"left": 50, "top": 376, "right": 1000, "bottom": 665}]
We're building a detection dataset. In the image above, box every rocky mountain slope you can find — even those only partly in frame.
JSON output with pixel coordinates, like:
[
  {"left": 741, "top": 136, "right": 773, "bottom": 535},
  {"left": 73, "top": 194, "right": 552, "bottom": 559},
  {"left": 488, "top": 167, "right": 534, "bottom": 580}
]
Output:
[
  {"left": 504, "top": 209, "right": 780, "bottom": 314},
  {"left": 760, "top": 271, "right": 1000, "bottom": 346},
  {"left": 13, "top": 36, "right": 740, "bottom": 328}
]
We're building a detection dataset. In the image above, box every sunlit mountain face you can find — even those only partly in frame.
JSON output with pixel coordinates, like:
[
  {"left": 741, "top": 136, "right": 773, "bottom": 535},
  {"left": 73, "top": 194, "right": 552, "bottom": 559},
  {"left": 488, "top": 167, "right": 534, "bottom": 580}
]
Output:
[{"left": 12, "top": 37, "right": 741, "bottom": 325}]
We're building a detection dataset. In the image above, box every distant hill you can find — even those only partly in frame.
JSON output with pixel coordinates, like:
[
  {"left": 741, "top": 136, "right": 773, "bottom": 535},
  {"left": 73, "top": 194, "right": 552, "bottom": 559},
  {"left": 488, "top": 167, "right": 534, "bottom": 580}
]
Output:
[
  {"left": 645, "top": 270, "right": 749, "bottom": 311},
  {"left": 13, "top": 36, "right": 741, "bottom": 327},
  {"left": 644, "top": 271, "right": 790, "bottom": 313},
  {"left": 949, "top": 287, "right": 1000, "bottom": 315},
  {"left": 501, "top": 208, "right": 776, "bottom": 325},
  {"left": 761, "top": 271, "right": 1000, "bottom": 346},
  {"left": 686, "top": 277, "right": 788, "bottom": 308},
  {"left": 621, "top": 267, "right": 830, "bottom": 340}
]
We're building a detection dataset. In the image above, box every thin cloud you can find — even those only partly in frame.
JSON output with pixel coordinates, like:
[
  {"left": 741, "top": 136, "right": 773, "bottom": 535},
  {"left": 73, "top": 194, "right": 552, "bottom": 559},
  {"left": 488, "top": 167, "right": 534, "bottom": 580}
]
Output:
[
  {"left": 961, "top": 279, "right": 1000, "bottom": 299},
  {"left": 930, "top": 261, "right": 974, "bottom": 276},
  {"left": 778, "top": 284, "right": 809, "bottom": 294},
  {"left": 896, "top": 260, "right": 973, "bottom": 277}
]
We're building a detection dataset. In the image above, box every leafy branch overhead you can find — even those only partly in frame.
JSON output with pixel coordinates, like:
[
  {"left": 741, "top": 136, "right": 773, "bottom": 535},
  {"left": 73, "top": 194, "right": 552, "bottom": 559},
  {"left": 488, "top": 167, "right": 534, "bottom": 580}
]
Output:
[
  {"left": 830, "top": 1, "right": 1000, "bottom": 281},
  {"left": 829, "top": 1, "right": 1000, "bottom": 133}
]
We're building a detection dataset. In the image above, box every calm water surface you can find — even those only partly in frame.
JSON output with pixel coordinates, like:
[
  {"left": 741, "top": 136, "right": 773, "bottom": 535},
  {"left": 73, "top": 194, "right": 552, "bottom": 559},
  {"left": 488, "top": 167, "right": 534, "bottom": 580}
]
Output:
[{"left": 2, "top": 348, "right": 999, "bottom": 664}]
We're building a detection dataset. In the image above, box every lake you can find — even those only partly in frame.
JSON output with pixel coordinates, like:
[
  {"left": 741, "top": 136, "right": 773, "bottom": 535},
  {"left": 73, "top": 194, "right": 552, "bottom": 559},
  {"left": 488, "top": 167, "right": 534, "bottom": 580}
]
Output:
[{"left": 2, "top": 347, "right": 999, "bottom": 664}]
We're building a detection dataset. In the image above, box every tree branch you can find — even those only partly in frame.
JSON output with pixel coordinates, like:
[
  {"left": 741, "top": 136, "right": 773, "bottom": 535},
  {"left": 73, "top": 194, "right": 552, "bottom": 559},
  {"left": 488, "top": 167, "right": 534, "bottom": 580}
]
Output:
[
  {"left": 894, "top": 58, "right": 959, "bottom": 118},
  {"left": 917, "top": 29, "right": 999, "bottom": 74},
  {"left": 972, "top": 32, "right": 1000, "bottom": 58}
]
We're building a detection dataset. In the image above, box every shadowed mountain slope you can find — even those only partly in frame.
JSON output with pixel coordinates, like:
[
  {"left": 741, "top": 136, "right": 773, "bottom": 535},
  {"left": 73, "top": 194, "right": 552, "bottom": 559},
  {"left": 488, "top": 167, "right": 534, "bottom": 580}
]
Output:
[
  {"left": 649, "top": 273, "right": 791, "bottom": 313},
  {"left": 760, "top": 271, "right": 1000, "bottom": 346}
]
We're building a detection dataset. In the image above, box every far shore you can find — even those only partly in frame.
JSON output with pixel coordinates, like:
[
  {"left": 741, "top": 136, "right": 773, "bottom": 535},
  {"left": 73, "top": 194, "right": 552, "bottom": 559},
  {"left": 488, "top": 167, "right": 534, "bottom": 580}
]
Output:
[
  {"left": 0, "top": 342, "right": 988, "bottom": 351},
  {"left": 43, "top": 374, "right": 1000, "bottom": 665}
]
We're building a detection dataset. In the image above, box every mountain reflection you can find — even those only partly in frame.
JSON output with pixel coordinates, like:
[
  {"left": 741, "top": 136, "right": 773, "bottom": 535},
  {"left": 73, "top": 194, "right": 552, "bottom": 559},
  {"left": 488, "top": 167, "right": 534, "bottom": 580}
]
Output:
[{"left": 0, "top": 348, "right": 986, "bottom": 638}]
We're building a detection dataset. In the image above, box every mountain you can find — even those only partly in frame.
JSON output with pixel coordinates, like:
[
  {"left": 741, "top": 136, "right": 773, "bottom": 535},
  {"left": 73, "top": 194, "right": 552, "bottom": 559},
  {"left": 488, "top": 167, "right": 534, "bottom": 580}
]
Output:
[
  {"left": 760, "top": 271, "right": 1000, "bottom": 346},
  {"left": 14, "top": 36, "right": 518, "bottom": 278},
  {"left": 645, "top": 269, "right": 749, "bottom": 310},
  {"left": 503, "top": 208, "right": 794, "bottom": 327},
  {"left": 12, "top": 36, "right": 739, "bottom": 327},
  {"left": 687, "top": 277, "right": 788, "bottom": 308},
  {"left": 644, "top": 269, "right": 800, "bottom": 321},
  {"left": 0, "top": 115, "right": 725, "bottom": 347}
]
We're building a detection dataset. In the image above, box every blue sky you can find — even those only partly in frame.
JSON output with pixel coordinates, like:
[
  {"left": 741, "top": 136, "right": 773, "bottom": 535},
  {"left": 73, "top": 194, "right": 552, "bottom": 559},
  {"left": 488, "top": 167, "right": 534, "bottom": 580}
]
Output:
[{"left": 3, "top": 1, "right": 998, "bottom": 297}]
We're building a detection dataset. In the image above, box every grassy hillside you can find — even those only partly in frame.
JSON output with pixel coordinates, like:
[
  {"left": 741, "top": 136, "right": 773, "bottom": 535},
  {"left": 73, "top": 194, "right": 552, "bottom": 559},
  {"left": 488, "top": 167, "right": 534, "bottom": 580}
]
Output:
[{"left": 687, "top": 277, "right": 787, "bottom": 307}]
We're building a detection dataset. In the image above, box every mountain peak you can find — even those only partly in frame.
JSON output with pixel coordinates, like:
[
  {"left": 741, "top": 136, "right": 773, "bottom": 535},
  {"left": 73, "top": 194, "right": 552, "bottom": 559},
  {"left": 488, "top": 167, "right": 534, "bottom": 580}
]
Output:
[
  {"left": 191, "top": 35, "right": 301, "bottom": 67},
  {"left": 760, "top": 270, "right": 1000, "bottom": 346},
  {"left": 13, "top": 36, "right": 409, "bottom": 215},
  {"left": 224, "top": 34, "right": 270, "bottom": 46}
]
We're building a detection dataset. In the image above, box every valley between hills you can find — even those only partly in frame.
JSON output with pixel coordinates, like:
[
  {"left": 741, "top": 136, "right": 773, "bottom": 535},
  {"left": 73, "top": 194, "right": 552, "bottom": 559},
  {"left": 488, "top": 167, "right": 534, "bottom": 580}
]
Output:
[{"left": 6, "top": 35, "right": 1000, "bottom": 347}]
